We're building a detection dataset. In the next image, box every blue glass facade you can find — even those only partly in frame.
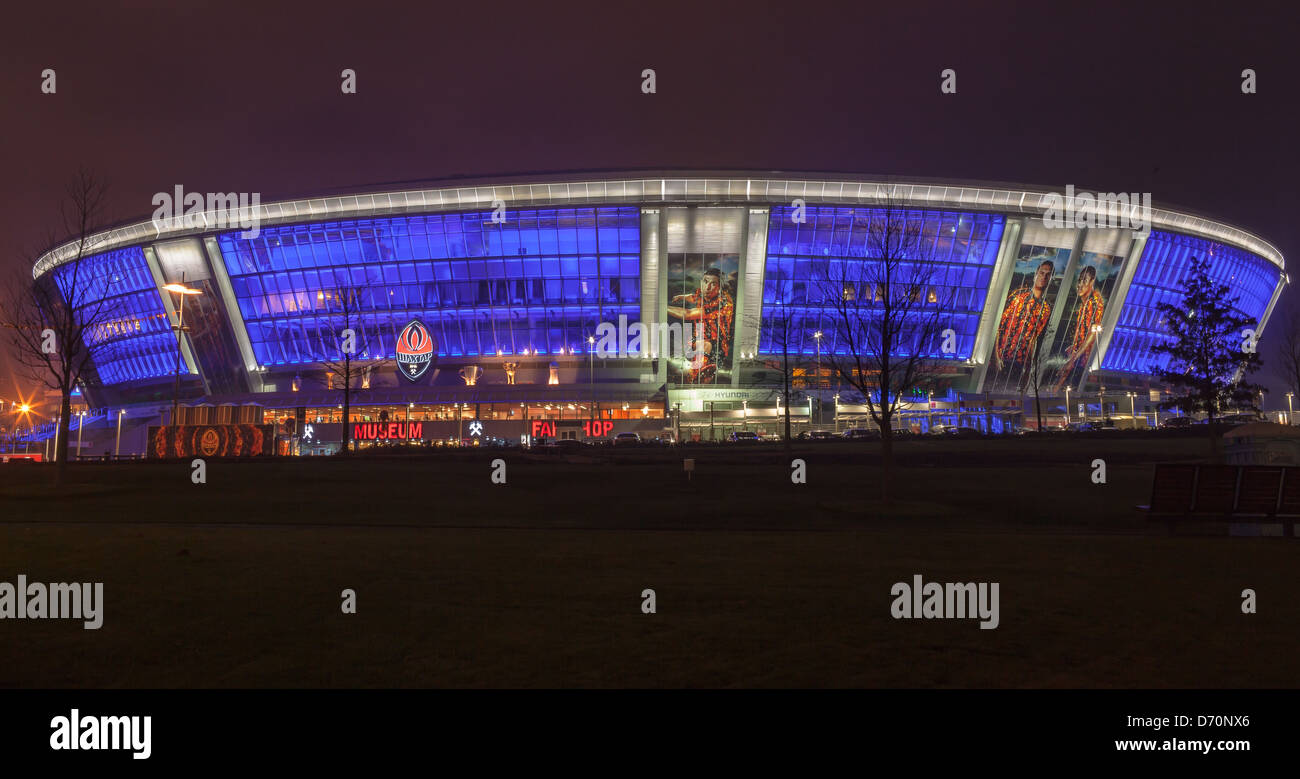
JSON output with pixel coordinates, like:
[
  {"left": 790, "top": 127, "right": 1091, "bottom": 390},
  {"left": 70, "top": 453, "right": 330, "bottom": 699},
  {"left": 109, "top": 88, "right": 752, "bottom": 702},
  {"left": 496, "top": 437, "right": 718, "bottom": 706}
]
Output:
[
  {"left": 761, "top": 206, "right": 1005, "bottom": 359},
  {"left": 1101, "top": 232, "right": 1280, "bottom": 374},
  {"left": 45, "top": 195, "right": 1283, "bottom": 396},
  {"left": 216, "top": 207, "right": 641, "bottom": 364},
  {"left": 52, "top": 247, "right": 176, "bottom": 385}
]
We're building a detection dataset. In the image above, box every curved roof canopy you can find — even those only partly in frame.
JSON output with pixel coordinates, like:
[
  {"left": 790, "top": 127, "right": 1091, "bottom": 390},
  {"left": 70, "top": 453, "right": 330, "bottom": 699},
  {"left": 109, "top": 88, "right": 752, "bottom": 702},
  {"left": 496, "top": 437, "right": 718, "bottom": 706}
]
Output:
[{"left": 33, "top": 171, "right": 1285, "bottom": 278}]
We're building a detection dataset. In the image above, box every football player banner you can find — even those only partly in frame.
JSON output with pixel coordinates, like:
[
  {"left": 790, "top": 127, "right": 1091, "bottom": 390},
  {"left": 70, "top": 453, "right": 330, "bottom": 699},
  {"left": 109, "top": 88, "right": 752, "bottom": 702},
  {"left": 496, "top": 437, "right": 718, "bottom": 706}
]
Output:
[
  {"left": 1042, "top": 251, "right": 1125, "bottom": 393},
  {"left": 985, "top": 245, "right": 1069, "bottom": 394},
  {"left": 665, "top": 253, "right": 739, "bottom": 386}
]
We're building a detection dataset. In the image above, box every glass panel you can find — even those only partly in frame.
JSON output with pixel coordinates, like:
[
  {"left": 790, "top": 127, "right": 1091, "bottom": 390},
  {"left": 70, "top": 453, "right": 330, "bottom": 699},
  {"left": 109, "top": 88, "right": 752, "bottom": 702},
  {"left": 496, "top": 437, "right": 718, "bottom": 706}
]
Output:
[
  {"left": 216, "top": 206, "right": 641, "bottom": 363},
  {"left": 1100, "top": 232, "right": 1279, "bottom": 373},
  {"left": 760, "top": 207, "right": 1006, "bottom": 360}
]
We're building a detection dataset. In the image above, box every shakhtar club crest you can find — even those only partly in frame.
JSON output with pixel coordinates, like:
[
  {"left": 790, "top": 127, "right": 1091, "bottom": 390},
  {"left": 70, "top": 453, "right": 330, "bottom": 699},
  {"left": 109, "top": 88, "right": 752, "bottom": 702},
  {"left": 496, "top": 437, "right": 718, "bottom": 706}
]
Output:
[{"left": 395, "top": 319, "right": 434, "bottom": 382}]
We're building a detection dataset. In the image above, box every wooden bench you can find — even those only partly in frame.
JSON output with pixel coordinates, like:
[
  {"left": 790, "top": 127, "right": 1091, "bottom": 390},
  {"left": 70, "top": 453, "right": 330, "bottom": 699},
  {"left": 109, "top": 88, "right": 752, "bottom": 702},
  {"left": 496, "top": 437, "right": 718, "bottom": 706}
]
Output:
[{"left": 1140, "top": 463, "right": 1299, "bottom": 536}]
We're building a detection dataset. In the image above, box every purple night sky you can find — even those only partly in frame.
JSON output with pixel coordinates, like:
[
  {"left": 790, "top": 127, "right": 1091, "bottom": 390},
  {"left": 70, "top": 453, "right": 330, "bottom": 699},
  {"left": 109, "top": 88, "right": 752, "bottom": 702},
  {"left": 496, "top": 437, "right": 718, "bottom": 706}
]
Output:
[{"left": 1, "top": 0, "right": 1296, "bottom": 403}]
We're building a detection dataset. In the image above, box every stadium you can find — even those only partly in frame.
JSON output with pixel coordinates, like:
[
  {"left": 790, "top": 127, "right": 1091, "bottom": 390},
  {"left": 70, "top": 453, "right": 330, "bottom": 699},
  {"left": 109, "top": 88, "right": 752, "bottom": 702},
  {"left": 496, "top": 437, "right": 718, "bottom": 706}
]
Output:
[{"left": 12, "top": 171, "right": 1287, "bottom": 458}]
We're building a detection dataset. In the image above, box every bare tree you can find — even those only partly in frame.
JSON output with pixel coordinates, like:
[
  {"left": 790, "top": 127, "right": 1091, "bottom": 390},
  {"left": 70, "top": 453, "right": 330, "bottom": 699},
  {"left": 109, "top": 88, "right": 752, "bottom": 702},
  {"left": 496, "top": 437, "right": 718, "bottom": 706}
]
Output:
[
  {"left": 2, "top": 170, "right": 120, "bottom": 476},
  {"left": 816, "top": 200, "right": 951, "bottom": 506},
  {"left": 756, "top": 267, "right": 799, "bottom": 459},
  {"left": 1026, "top": 326, "right": 1051, "bottom": 431},
  {"left": 315, "top": 285, "right": 390, "bottom": 455},
  {"left": 1275, "top": 312, "right": 1300, "bottom": 423}
]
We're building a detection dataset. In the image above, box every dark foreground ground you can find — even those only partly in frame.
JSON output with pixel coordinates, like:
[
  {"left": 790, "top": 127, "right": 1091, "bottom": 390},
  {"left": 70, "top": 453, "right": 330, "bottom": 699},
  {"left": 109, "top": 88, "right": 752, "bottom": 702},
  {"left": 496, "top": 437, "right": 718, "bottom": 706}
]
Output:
[{"left": 0, "top": 437, "right": 1295, "bottom": 687}]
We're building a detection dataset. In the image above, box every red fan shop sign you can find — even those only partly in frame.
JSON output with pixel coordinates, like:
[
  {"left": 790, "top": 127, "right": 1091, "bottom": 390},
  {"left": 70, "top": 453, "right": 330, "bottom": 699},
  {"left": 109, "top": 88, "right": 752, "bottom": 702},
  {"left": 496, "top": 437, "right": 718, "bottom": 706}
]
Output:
[{"left": 531, "top": 420, "right": 614, "bottom": 438}]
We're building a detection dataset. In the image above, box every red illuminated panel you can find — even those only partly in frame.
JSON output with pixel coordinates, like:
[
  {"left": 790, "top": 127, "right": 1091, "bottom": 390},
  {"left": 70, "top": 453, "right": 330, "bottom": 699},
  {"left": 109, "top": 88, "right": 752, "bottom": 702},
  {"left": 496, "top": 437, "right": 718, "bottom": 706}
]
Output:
[{"left": 147, "top": 424, "right": 274, "bottom": 458}]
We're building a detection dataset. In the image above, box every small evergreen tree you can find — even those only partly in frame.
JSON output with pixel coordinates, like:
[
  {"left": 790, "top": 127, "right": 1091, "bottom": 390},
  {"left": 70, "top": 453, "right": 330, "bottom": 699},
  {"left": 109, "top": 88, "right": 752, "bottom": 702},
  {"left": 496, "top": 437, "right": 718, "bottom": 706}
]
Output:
[{"left": 1150, "top": 256, "right": 1264, "bottom": 460}]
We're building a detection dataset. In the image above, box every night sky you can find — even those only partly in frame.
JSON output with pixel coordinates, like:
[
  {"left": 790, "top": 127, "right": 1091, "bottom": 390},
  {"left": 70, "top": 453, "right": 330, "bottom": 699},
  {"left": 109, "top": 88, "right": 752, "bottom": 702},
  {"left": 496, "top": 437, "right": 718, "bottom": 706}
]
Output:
[{"left": 2, "top": 0, "right": 1296, "bottom": 405}]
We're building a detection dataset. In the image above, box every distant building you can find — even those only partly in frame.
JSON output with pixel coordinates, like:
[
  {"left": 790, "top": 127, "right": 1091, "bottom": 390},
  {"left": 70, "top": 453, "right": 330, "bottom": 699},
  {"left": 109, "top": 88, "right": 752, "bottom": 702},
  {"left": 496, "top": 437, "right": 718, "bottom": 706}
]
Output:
[{"left": 1224, "top": 423, "right": 1300, "bottom": 466}]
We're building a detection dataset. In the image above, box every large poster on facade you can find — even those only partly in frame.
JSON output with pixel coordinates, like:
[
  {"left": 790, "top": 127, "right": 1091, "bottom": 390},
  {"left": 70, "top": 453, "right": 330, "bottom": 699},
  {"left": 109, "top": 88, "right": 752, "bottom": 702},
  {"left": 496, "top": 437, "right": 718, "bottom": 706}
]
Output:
[
  {"left": 1042, "top": 251, "right": 1125, "bottom": 392},
  {"left": 148, "top": 424, "right": 275, "bottom": 458},
  {"left": 665, "top": 253, "right": 738, "bottom": 385},
  {"left": 985, "top": 244, "right": 1071, "bottom": 393}
]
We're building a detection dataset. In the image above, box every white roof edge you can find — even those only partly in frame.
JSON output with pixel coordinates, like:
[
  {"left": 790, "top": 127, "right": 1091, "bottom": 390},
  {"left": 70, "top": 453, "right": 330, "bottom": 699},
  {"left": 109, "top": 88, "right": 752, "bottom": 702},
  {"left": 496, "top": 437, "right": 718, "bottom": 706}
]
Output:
[{"left": 32, "top": 176, "right": 1285, "bottom": 278}]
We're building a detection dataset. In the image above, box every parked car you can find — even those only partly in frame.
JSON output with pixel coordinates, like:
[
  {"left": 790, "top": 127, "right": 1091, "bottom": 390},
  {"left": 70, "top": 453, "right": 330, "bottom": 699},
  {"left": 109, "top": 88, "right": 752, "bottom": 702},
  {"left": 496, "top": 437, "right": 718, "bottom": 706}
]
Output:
[
  {"left": 842, "top": 428, "right": 878, "bottom": 440},
  {"left": 728, "top": 430, "right": 760, "bottom": 443},
  {"left": 613, "top": 432, "right": 642, "bottom": 446},
  {"left": 1218, "top": 413, "right": 1264, "bottom": 425},
  {"left": 554, "top": 438, "right": 590, "bottom": 452},
  {"left": 1160, "top": 416, "right": 1194, "bottom": 428},
  {"left": 945, "top": 426, "right": 983, "bottom": 439},
  {"left": 808, "top": 430, "right": 837, "bottom": 441},
  {"left": 1191, "top": 415, "right": 1253, "bottom": 427}
]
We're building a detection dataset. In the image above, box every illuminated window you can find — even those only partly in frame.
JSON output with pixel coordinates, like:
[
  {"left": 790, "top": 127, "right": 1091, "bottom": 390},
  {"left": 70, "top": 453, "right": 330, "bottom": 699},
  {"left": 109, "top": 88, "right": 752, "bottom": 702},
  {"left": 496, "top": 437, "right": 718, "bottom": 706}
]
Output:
[
  {"left": 51, "top": 247, "right": 176, "bottom": 385},
  {"left": 1101, "top": 232, "right": 1279, "bottom": 374},
  {"left": 218, "top": 207, "right": 640, "bottom": 365},
  {"left": 762, "top": 206, "right": 1004, "bottom": 358}
]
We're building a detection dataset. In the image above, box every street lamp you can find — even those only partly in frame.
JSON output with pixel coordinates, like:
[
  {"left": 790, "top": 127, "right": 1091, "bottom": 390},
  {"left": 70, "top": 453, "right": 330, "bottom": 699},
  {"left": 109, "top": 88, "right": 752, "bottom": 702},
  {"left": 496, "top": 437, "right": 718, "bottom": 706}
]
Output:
[
  {"left": 1128, "top": 392, "right": 1136, "bottom": 429},
  {"left": 1288, "top": 392, "right": 1294, "bottom": 425},
  {"left": 164, "top": 277, "right": 203, "bottom": 428},
  {"left": 15, "top": 403, "right": 31, "bottom": 454},
  {"left": 75, "top": 409, "right": 86, "bottom": 461},
  {"left": 813, "top": 330, "right": 823, "bottom": 390},
  {"left": 1, "top": 400, "right": 12, "bottom": 454},
  {"left": 1064, "top": 386, "right": 1072, "bottom": 425},
  {"left": 588, "top": 335, "right": 596, "bottom": 430},
  {"left": 2, "top": 400, "right": 12, "bottom": 455},
  {"left": 115, "top": 409, "right": 125, "bottom": 458}
]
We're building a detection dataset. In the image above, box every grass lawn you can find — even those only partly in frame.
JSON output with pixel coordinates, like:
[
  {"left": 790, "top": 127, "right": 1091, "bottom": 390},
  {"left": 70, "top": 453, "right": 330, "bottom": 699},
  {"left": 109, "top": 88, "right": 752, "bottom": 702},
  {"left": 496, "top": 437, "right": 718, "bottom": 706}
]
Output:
[{"left": 1, "top": 437, "right": 1295, "bottom": 687}]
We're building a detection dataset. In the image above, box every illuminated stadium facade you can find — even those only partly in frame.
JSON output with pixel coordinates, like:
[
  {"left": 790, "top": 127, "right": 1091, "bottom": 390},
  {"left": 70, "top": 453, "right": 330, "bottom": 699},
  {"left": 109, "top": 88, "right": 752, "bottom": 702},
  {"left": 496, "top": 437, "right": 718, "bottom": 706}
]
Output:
[{"left": 27, "top": 171, "right": 1287, "bottom": 455}]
